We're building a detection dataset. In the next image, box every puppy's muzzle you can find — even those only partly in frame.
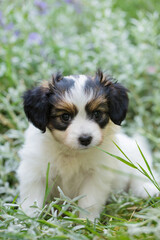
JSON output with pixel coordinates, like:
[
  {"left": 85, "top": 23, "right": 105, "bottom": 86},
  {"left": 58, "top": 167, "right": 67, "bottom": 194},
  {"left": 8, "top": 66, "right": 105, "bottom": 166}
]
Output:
[{"left": 78, "top": 134, "right": 92, "bottom": 146}]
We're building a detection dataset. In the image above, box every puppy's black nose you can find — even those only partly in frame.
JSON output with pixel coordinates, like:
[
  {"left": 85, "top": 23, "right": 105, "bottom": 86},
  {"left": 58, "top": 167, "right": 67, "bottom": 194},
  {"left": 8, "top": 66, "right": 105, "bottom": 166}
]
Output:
[{"left": 79, "top": 135, "right": 92, "bottom": 146}]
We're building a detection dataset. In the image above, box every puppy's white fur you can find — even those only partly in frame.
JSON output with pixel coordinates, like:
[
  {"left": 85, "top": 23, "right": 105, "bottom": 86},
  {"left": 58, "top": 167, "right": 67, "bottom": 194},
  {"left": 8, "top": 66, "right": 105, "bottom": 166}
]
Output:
[{"left": 18, "top": 74, "right": 158, "bottom": 220}]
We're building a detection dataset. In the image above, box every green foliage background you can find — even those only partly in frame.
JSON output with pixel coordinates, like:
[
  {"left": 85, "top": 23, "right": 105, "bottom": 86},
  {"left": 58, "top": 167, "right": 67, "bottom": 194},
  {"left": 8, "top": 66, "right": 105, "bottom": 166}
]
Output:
[{"left": 0, "top": 0, "right": 160, "bottom": 239}]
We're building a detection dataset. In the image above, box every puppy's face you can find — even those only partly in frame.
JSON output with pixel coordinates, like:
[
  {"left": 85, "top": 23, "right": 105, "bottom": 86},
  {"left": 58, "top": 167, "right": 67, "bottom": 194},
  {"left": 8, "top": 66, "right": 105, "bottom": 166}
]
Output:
[{"left": 23, "top": 70, "right": 128, "bottom": 149}]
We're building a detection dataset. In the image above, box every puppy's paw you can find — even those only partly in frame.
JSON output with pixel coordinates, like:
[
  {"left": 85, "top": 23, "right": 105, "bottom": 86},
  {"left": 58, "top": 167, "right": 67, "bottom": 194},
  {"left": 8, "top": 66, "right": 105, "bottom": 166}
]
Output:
[
  {"left": 20, "top": 201, "right": 40, "bottom": 218},
  {"left": 79, "top": 206, "right": 100, "bottom": 222},
  {"left": 79, "top": 212, "right": 99, "bottom": 222}
]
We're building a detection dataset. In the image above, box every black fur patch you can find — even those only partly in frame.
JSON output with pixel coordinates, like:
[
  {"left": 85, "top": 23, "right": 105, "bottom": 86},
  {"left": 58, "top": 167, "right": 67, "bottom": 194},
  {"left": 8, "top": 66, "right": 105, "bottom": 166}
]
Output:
[
  {"left": 23, "top": 86, "right": 51, "bottom": 132},
  {"left": 23, "top": 74, "right": 75, "bottom": 132},
  {"left": 107, "top": 83, "right": 129, "bottom": 125},
  {"left": 49, "top": 105, "right": 78, "bottom": 131},
  {"left": 49, "top": 74, "right": 75, "bottom": 94},
  {"left": 85, "top": 102, "right": 109, "bottom": 128},
  {"left": 84, "top": 71, "right": 129, "bottom": 126},
  {"left": 49, "top": 116, "right": 69, "bottom": 131},
  {"left": 84, "top": 77, "right": 108, "bottom": 128},
  {"left": 94, "top": 70, "right": 129, "bottom": 125},
  {"left": 54, "top": 77, "right": 75, "bottom": 93},
  {"left": 84, "top": 78, "right": 98, "bottom": 94}
]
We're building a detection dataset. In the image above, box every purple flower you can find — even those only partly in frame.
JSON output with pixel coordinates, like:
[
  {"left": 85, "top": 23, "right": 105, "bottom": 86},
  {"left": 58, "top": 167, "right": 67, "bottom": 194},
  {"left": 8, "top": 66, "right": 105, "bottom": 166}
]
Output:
[
  {"left": 63, "top": 0, "right": 82, "bottom": 13},
  {"left": 34, "top": 0, "right": 48, "bottom": 14},
  {"left": 64, "top": 0, "right": 73, "bottom": 3},
  {"left": 5, "top": 22, "right": 14, "bottom": 31},
  {"left": 28, "top": 32, "right": 43, "bottom": 45},
  {"left": 74, "top": 4, "right": 82, "bottom": 14},
  {"left": 14, "top": 30, "right": 20, "bottom": 38}
]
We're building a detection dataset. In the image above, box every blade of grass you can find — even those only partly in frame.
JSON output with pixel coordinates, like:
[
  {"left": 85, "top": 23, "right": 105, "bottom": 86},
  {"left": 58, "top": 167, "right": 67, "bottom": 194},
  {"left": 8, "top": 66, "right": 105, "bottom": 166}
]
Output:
[
  {"left": 43, "top": 162, "right": 51, "bottom": 208},
  {"left": 136, "top": 163, "right": 160, "bottom": 191},
  {"left": 37, "top": 219, "right": 69, "bottom": 233},
  {"left": 113, "top": 141, "right": 133, "bottom": 164},
  {"left": 136, "top": 141, "right": 159, "bottom": 186},
  {"left": 102, "top": 213, "right": 127, "bottom": 222},
  {"left": 42, "top": 163, "right": 58, "bottom": 209},
  {"left": 98, "top": 143, "right": 160, "bottom": 192},
  {"left": 96, "top": 146, "right": 137, "bottom": 169},
  {"left": 102, "top": 165, "right": 144, "bottom": 179},
  {"left": 108, "top": 141, "right": 159, "bottom": 188}
]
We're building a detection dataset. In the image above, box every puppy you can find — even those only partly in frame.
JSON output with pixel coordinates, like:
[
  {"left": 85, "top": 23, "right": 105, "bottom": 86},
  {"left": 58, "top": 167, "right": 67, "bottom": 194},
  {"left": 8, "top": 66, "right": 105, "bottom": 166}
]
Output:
[{"left": 17, "top": 70, "right": 158, "bottom": 220}]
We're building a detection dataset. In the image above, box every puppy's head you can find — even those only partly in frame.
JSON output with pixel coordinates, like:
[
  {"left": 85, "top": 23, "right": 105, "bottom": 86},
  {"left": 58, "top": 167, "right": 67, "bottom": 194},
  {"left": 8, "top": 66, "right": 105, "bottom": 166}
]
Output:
[{"left": 23, "top": 70, "right": 128, "bottom": 149}]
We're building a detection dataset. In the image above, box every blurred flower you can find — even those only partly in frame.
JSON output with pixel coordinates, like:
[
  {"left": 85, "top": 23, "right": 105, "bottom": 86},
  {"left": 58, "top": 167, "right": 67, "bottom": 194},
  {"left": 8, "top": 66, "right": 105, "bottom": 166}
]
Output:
[
  {"left": 146, "top": 66, "right": 156, "bottom": 75},
  {"left": 0, "top": 10, "right": 4, "bottom": 26},
  {"left": 14, "top": 30, "right": 20, "bottom": 38},
  {"left": 28, "top": 32, "right": 43, "bottom": 45},
  {"left": 63, "top": 0, "right": 82, "bottom": 13},
  {"left": 5, "top": 22, "right": 14, "bottom": 31},
  {"left": 34, "top": 0, "right": 48, "bottom": 14},
  {"left": 64, "top": 0, "right": 73, "bottom": 3},
  {"left": 74, "top": 4, "right": 82, "bottom": 13}
]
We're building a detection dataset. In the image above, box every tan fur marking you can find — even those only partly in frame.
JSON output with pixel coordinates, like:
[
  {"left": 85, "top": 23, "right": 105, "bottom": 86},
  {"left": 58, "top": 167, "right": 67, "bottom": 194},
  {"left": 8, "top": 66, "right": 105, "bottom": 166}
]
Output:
[
  {"left": 100, "top": 76, "right": 113, "bottom": 87},
  {"left": 95, "top": 70, "right": 113, "bottom": 87},
  {"left": 87, "top": 96, "right": 107, "bottom": 112},
  {"left": 53, "top": 100, "right": 77, "bottom": 115}
]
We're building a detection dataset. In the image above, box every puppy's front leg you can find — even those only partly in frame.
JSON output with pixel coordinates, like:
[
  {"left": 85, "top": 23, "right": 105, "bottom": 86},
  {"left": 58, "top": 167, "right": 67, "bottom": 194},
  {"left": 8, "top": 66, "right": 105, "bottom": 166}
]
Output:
[
  {"left": 19, "top": 178, "right": 45, "bottom": 216},
  {"left": 21, "top": 184, "right": 46, "bottom": 217},
  {"left": 18, "top": 163, "right": 46, "bottom": 216},
  {"left": 78, "top": 176, "right": 110, "bottom": 221}
]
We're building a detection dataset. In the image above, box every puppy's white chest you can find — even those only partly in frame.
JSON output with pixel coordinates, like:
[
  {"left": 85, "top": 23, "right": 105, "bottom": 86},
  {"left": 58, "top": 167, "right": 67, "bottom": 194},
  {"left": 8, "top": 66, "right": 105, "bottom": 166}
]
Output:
[{"left": 50, "top": 152, "right": 86, "bottom": 198}]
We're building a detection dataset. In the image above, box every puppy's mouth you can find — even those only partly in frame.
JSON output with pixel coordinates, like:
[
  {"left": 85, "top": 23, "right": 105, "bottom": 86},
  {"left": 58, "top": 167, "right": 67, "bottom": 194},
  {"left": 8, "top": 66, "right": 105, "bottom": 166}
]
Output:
[
  {"left": 64, "top": 138, "right": 102, "bottom": 150},
  {"left": 63, "top": 141, "right": 94, "bottom": 151},
  {"left": 78, "top": 145, "right": 92, "bottom": 150}
]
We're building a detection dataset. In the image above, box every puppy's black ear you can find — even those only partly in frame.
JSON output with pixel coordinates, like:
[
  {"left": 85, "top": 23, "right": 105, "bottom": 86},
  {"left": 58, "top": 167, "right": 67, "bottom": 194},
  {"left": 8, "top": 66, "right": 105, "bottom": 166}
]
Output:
[
  {"left": 107, "top": 82, "right": 129, "bottom": 125},
  {"left": 96, "top": 69, "right": 129, "bottom": 125},
  {"left": 23, "top": 86, "right": 51, "bottom": 132}
]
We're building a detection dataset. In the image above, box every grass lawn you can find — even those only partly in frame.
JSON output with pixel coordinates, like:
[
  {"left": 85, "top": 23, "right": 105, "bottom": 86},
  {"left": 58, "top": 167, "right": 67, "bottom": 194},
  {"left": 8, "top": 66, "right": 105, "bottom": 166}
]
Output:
[{"left": 0, "top": 0, "right": 160, "bottom": 239}]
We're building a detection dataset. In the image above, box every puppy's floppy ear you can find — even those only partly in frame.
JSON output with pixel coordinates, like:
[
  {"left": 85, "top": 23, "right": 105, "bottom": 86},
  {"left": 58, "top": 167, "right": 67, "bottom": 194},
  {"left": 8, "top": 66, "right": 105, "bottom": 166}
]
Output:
[
  {"left": 96, "top": 69, "right": 129, "bottom": 125},
  {"left": 107, "top": 82, "right": 129, "bottom": 125},
  {"left": 23, "top": 86, "right": 51, "bottom": 132}
]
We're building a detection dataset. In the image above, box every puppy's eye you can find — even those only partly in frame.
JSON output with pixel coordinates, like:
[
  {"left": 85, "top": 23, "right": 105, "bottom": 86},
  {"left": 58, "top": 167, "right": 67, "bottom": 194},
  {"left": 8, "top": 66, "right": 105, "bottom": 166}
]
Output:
[
  {"left": 92, "top": 110, "right": 103, "bottom": 121},
  {"left": 61, "top": 113, "right": 72, "bottom": 122}
]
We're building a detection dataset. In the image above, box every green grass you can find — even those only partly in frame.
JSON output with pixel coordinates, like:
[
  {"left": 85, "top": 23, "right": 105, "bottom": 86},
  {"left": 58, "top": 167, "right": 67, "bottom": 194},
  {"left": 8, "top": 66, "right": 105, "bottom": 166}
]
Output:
[
  {"left": 113, "top": 0, "right": 160, "bottom": 20},
  {"left": 0, "top": 0, "right": 160, "bottom": 239}
]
